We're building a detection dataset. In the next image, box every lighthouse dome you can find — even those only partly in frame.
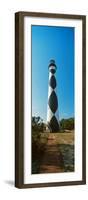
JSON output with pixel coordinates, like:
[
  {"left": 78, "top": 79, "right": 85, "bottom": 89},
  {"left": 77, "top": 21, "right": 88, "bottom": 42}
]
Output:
[{"left": 48, "top": 59, "right": 57, "bottom": 74}]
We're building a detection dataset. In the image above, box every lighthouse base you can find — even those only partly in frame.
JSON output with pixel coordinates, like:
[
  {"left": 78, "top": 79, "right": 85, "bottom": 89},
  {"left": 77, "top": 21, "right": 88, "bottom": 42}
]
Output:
[{"left": 47, "top": 116, "right": 60, "bottom": 133}]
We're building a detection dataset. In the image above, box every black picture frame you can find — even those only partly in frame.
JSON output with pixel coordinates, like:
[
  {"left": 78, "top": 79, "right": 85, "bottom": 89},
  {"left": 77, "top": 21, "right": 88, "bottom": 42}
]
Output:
[{"left": 15, "top": 11, "right": 86, "bottom": 188}]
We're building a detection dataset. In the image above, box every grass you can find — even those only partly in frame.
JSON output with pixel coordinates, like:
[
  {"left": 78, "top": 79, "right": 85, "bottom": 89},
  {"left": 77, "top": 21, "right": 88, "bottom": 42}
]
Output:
[
  {"left": 52, "top": 131, "right": 74, "bottom": 172},
  {"left": 58, "top": 144, "right": 74, "bottom": 172}
]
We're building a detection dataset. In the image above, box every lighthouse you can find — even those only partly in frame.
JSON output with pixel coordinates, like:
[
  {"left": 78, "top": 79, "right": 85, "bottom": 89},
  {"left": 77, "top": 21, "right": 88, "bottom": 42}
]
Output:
[{"left": 47, "top": 59, "right": 60, "bottom": 132}]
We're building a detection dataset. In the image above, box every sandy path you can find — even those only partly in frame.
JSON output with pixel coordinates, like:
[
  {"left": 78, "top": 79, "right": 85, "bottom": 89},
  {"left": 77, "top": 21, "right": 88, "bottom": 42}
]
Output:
[{"left": 39, "top": 134, "right": 64, "bottom": 173}]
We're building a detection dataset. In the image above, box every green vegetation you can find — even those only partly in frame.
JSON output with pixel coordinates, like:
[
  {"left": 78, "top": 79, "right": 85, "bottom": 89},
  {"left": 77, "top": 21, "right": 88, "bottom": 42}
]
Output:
[
  {"left": 32, "top": 116, "right": 48, "bottom": 174},
  {"left": 57, "top": 144, "right": 74, "bottom": 172},
  {"left": 32, "top": 116, "right": 45, "bottom": 133},
  {"left": 60, "top": 118, "right": 74, "bottom": 131}
]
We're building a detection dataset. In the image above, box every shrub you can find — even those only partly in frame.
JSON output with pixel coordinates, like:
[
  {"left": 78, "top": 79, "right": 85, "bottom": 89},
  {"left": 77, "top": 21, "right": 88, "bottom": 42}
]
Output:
[{"left": 60, "top": 118, "right": 74, "bottom": 130}]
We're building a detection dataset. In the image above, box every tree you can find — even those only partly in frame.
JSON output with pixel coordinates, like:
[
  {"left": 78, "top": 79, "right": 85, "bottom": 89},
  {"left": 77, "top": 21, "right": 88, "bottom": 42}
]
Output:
[
  {"left": 32, "top": 116, "right": 44, "bottom": 132},
  {"left": 60, "top": 118, "right": 74, "bottom": 130}
]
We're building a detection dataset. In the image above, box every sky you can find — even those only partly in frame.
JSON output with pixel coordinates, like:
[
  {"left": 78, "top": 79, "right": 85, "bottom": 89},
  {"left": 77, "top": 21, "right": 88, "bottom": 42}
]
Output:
[{"left": 32, "top": 25, "right": 74, "bottom": 122}]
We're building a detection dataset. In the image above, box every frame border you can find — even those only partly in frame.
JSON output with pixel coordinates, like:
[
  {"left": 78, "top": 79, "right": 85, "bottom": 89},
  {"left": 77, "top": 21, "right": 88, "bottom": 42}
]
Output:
[{"left": 15, "top": 11, "right": 86, "bottom": 188}]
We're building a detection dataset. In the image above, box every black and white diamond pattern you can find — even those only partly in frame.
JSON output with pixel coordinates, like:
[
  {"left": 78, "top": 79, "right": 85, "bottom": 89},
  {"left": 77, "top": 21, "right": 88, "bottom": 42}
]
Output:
[
  {"left": 47, "top": 60, "right": 59, "bottom": 132},
  {"left": 49, "top": 75, "right": 56, "bottom": 89},
  {"left": 48, "top": 91, "right": 58, "bottom": 113}
]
